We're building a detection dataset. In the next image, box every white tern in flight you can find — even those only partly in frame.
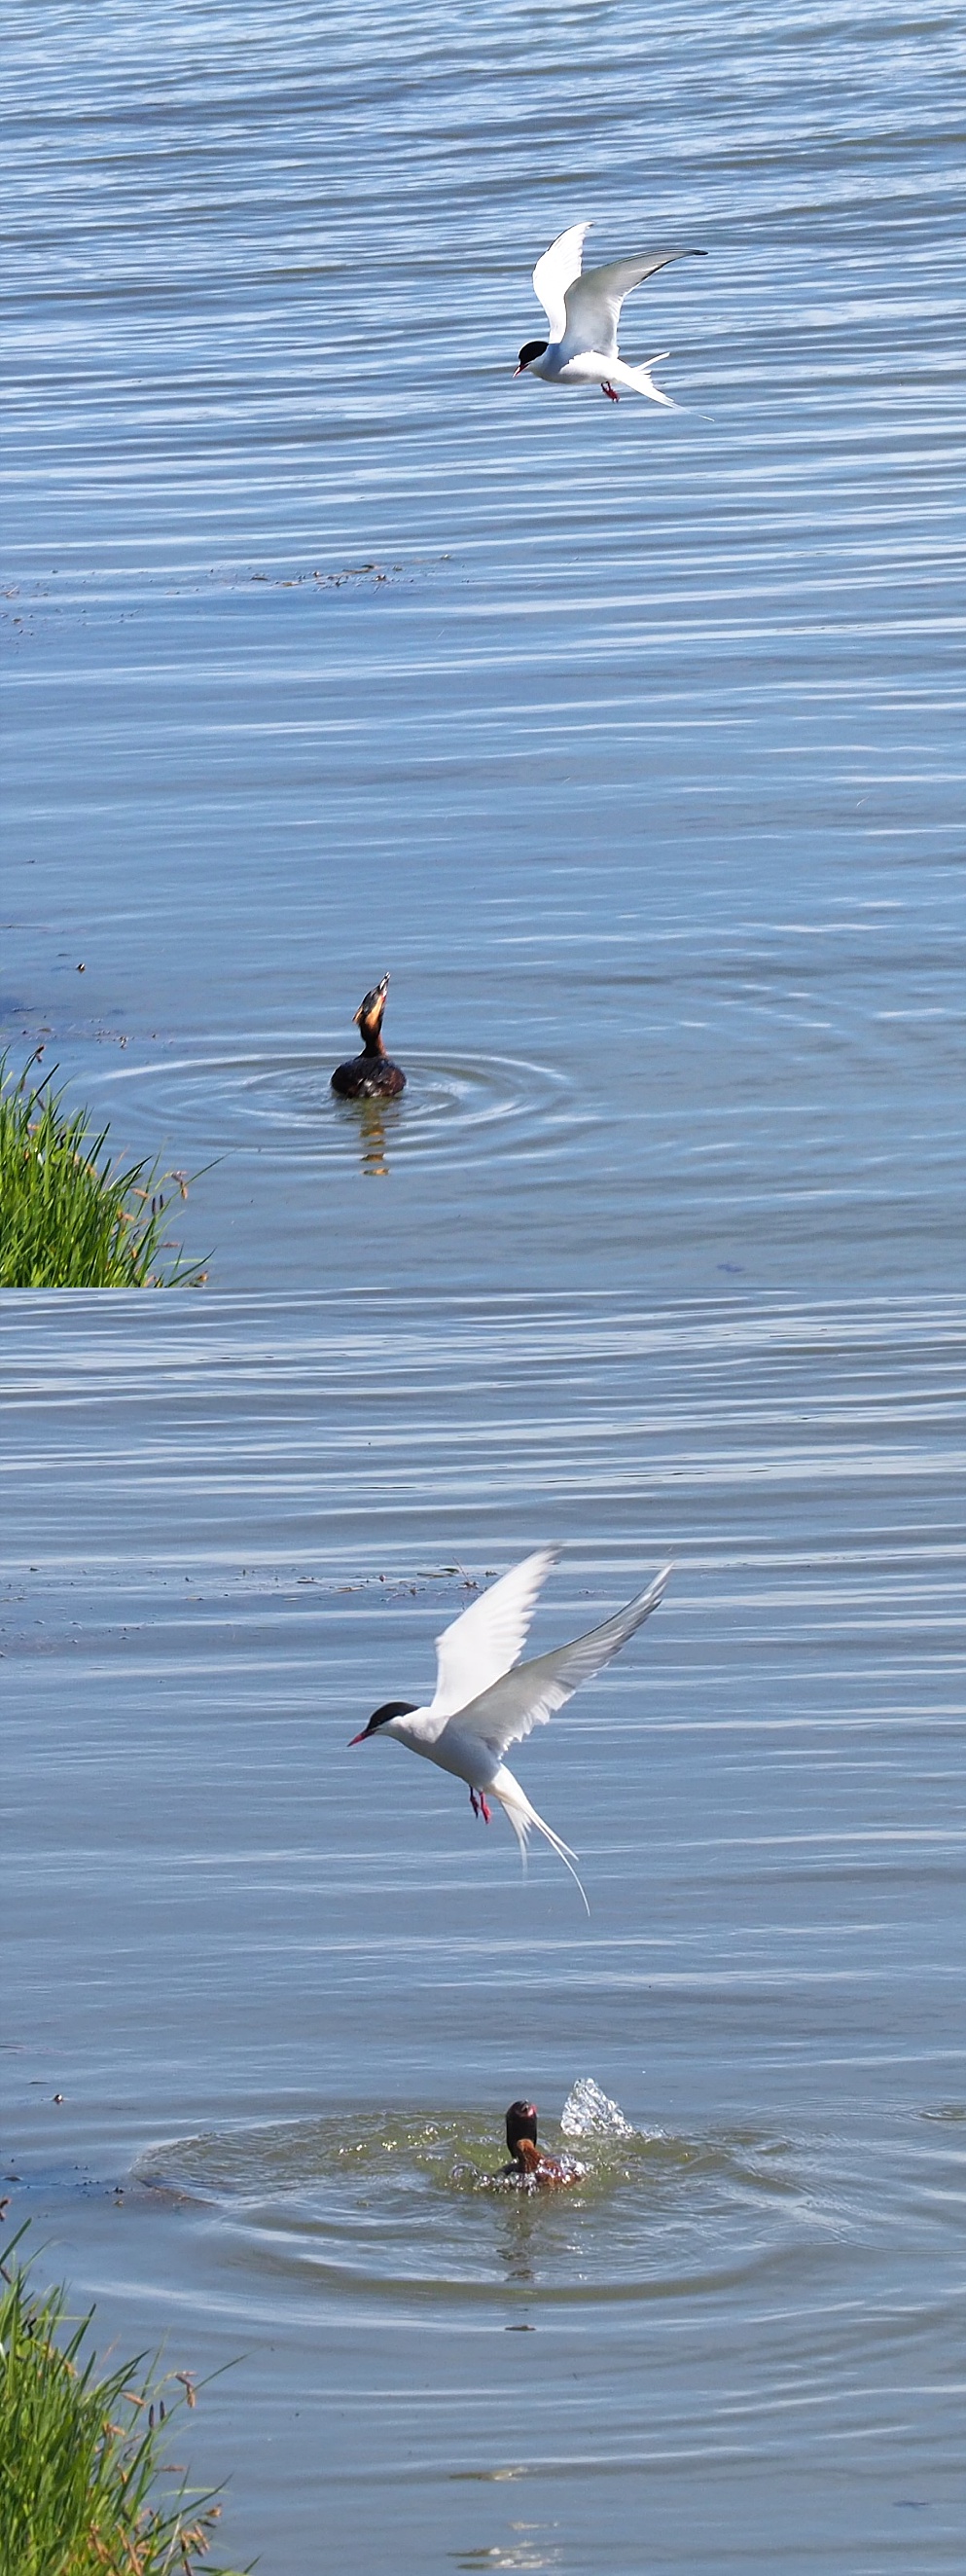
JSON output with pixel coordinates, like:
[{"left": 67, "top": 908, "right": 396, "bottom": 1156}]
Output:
[
  {"left": 349, "top": 1548, "right": 670, "bottom": 1912},
  {"left": 515, "top": 220, "right": 704, "bottom": 404}
]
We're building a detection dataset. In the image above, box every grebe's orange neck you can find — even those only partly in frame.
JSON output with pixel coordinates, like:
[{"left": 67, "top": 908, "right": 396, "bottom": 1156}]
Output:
[
  {"left": 514, "top": 2138, "right": 544, "bottom": 2175},
  {"left": 507, "top": 2135, "right": 575, "bottom": 2189},
  {"left": 352, "top": 973, "right": 391, "bottom": 1056}
]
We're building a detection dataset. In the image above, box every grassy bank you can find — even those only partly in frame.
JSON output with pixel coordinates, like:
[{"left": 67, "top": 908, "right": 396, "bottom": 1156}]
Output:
[
  {"left": 0, "top": 2231, "right": 245, "bottom": 2575},
  {"left": 0, "top": 1055, "right": 205, "bottom": 1288}
]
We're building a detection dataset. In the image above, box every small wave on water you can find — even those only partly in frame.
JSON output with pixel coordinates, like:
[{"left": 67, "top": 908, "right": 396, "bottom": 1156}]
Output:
[
  {"left": 82, "top": 1043, "right": 581, "bottom": 1179},
  {"left": 137, "top": 2080, "right": 804, "bottom": 2303}
]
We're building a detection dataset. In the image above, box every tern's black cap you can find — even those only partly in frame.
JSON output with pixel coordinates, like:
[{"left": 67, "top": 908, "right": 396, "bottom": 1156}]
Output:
[{"left": 363, "top": 1700, "right": 416, "bottom": 1733}]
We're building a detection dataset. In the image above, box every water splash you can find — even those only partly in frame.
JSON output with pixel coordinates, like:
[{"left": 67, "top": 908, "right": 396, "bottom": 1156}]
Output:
[{"left": 559, "top": 2077, "right": 635, "bottom": 2142}]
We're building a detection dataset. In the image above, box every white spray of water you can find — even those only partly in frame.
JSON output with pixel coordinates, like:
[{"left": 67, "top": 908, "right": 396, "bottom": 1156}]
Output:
[{"left": 559, "top": 2076, "right": 635, "bottom": 2141}]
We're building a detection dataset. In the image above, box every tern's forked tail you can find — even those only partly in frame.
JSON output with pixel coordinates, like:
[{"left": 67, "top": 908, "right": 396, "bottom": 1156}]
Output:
[
  {"left": 492, "top": 1765, "right": 590, "bottom": 1917},
  {"left": 624, "top": 351, "right": 676, "bottom": 408}
]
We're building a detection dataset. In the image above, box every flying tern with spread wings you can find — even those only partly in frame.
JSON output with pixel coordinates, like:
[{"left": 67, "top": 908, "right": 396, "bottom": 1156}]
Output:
[
  {"left": 348, "top": 1549, "right": 670, "bottom": 1912},
  {"left": 514, "top": 220, "right": 704, "bottom": 403}
]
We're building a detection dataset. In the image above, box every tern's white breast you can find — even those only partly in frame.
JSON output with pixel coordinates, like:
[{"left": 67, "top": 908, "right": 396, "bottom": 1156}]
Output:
[
  {"left": 532, "top": 347, "right": 607, "bottom": 386},
  {"left": 393, "top": 1713, "right": 498, "bottom": 1791}
]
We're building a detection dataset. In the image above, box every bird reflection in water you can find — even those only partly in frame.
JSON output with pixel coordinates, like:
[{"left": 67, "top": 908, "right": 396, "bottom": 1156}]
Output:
[
  {"left": 495, "top": 2189, "right": 541, "bottom": 2292},
  {"left": 350, "top": 1093, "right": 399, "bottom": 1177}
]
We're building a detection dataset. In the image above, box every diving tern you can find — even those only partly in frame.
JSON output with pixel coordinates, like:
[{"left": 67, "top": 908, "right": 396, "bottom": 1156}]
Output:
[
  {"left": 348, "top": 1548, "right": 670, "bottom": 1912},
  {"left": 515, "top": 221, "right": 704, "bottom": 404}
]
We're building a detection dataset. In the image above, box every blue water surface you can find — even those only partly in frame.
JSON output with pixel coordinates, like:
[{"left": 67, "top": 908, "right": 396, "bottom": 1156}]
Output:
[{"left": 3, "top": 5, "right": 965, "bottom": 2569}]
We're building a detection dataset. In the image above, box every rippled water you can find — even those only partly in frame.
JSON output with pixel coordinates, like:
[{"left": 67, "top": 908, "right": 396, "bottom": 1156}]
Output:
[
  {"left": 3, "top": 1, "right": 965, "bottom": 2569},
  {"left": 6, "top": 0, "right": 964, "bottom": 1295},
  {"left": 5, "top": 1293, "right": 964, "bottom": 2565}
]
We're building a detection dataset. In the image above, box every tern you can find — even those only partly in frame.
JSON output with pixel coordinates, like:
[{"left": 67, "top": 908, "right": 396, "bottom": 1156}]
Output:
[
  {"left": 514, "top": 221, "right": 704, "bottom": 405},
  {"left": 348, "top": 1548, "right": 670, "bottom": 1912}
]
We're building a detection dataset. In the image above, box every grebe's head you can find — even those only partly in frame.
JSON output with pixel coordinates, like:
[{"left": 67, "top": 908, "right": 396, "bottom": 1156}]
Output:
[
  {"left": 514, "top": 340, "right": 548, "bottom": 377},
  {"left": 348, "top": 1700, "right": 416, "bottom": 1746},
  {"left": 353, "top": 973, "right": 391, "bottom": 1044},
  {"left": 506, "top": 2099, "right": 539, "bottom": 2155}
]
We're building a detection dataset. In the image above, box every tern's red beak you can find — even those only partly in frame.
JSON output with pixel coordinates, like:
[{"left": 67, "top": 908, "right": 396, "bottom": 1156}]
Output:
[
  {"left": 348, "top": 1728, "right": 368, "bottom": 1745},
  {"left": 513, "top": 363, "right": 524, "bottom": 377}
]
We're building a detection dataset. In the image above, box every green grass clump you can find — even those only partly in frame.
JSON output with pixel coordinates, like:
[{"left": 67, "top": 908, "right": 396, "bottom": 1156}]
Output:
[
  {"left": 0, "top": 1056, "right": 205, "bottom": 1288},
  {"left": 0, "top": 2231, "right": 244, "bottom": 2575}
]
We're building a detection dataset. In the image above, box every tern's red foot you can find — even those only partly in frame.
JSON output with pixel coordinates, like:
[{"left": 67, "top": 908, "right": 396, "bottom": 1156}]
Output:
[
  {"left": 601, "top": 381, "right": 620, "bottom": 403},
  {"left": 480, "top": 1795, "right": 491, "bottom": 1824},
  {"left": 470, "top": 1788, "right": 480, "bottom": 1819}
]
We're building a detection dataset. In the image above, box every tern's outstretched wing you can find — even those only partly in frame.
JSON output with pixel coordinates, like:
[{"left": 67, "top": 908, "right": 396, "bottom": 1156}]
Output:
[
  {"left": 559, "top": 249, "right": 701, "bottom": 361},
  {"left": 449, "top": 1566, "right": 671, "bottom": 1759},
  {"left": 532, "top": 222, "right": 590, "bottom": 341},
  {"left": 429, "top": 1546, "right": 559, "bottom": 1722}
]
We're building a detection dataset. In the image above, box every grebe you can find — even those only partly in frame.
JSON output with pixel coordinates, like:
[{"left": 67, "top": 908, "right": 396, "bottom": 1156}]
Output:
[
  {"left": 502, "top": 2100, "right": 576, "bottom": 2189},
  {"left": 331, "top": 973, "right": 406, "bottom": 1100},
  {"left": 514, "top": 222, "right": 705, "bottom": 406},
  {"left": 348, "top": 1547, "right": 670, "bottom": 1914}
]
